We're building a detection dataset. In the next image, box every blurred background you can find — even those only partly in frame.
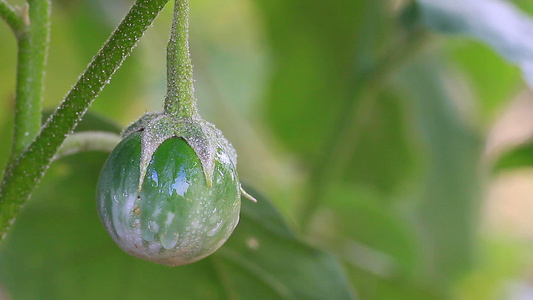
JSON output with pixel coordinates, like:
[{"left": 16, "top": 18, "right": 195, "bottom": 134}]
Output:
[{"left": 1, "top": 0, "right": 533, "bottom": 299}]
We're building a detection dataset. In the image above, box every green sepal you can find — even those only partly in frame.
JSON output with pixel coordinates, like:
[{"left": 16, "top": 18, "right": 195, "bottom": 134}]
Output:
[{"left": 124, "top": 112, "right": 238, "bottom": 190}]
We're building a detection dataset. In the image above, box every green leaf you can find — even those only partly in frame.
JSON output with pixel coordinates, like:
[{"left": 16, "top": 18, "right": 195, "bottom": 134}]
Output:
[
  {"left": 454, "top": 239, "right": 530, "bottom": 300},
  {"left": 252, "top": 0, "right": 370, "bottom": 159},
  {"left": 493, "top": 142, "right": 533, "bottom": 172},
  {"left": 326, "top": 185, "right": 419, "bottom": 275},
  {"left": 309, "top": 184, "right": 445, "bottom": 299},
  {"left": 394, "top": 58, "right": 483, "bottom": 287},
  {"left": 445, "top": 40, "right": 522, "bottom": 120},
  {"left": 217, "top": 187, "right": 355, "bottom": 299},
  {"left": 254, "top": 0, "right": 415, "bottom": 194},
  {"left": 0, "top": 154, "right": 355, "bottom": 299},
  {"left": 348, "top": 267, "right": 446, "bottom": 300},
  {"left": 416, "top": 0, "right": 533, "bottom": 88},
  {"left": 340, "top": 92, "right": 417, "bottom": 194},
  {"left": 512, "top": 0, "right": 533, "bottom": 15}
]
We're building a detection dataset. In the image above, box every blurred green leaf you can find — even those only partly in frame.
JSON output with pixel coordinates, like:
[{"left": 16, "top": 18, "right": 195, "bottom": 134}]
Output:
[
  {"left": 455, "top": 239, "right": 530, "bottom": 300},
  {"left": 446, "top": 40, "right": 521, "bottom": 120},
  {"left": 416, "top": 0, "right": 533, "bottom": 88},
  {"left": 322, "top": 185, "right": 419, "bottom": 276},
  {"left": 394, "top": 58, "right": 483, "bottom": 287},
  {"left": 253, "top": 0, "right": 370, "bottom": 159},
  {"left": 310, "top": 184, "right": 449, "bottom": 300},
  {"left": 493, "top": 142, "right": 533, "bottom": 172},
  {"left": 255, "top": 0, "right": 415, "bottom": 195},
  {"left": 217, "top": 187, "right": 356, "bottom": 299},
  {"left": 341, "top": 92, "right": 416, "bottom": 194},
  {"left": 399, "top": 2, "right": 422, "bottom": 31},
  {"left": 0, "top": 155, "right": 355, "bottom": 299},
  {"left": 512, "top": 0, "right": 533, "bottom": 14}
]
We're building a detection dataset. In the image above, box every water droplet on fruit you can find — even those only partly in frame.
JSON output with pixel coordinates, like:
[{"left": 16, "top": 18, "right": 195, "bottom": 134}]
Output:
[
  {"left": 161, "top": 232, "right": 179, "bottom": 250},
  {"left": 207, "top": 221, "right": 223, "bottom": 237}
]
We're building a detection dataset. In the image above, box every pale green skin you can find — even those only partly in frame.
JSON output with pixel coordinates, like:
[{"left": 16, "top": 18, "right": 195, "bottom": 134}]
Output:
[{"left": 97, "top": 132, "right": 240, "bottom": 266}]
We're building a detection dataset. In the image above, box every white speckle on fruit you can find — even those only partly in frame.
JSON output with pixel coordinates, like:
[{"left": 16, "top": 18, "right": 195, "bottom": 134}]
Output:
[
  {"left": 153, "top": 206, "right": 162, "bottom": 218},
  {"left": 123, "top": 194, "right": 137, "bottom": 219},
  {"left": 190, "top": 219, "right": 200, "bottom": 230},
  {"left": 142, "top": 229, "right": 155, "bottom": 242},
  {"left": 165, "top": 212, "right": 175, "bottom": 226},
  {"left": 149, "top": 221, "right": 159, "bottom": 233},
  {"left": 111, "top": 197, "right": 125, "bottom": 238},
  {"left": 207, "top": 221, "right": 223, "bottom": 237},
  {"left": 217, "top": 150, "right": 231, "bottom": 165},
  {"left": 148, "top": 241, "right": 162, "bottom": 252},
  {"left": 210, "top": 214, "right": 221, "bottom": 223}
]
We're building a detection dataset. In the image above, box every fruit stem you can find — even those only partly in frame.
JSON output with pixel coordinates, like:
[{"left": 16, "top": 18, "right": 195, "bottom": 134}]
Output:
[{"left": 164, "top": 0, "right": 198, "bottom": 119}]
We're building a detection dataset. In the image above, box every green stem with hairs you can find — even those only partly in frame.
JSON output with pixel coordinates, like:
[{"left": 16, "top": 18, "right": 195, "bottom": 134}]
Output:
[
  {"left": 53, "top": 131, "right": 122, "bottom": 161},
  {"left": 11, "top": 0, "right": 51, "bottom": 159},
  {"left": 164, "top": 0, "right": 198, "bottom": 118},
  {"left": 0, "top": 0, "right": 170, "bottom": 241},
  {"left": 0, "top": 0, "right": 25, "bottom": 34}
]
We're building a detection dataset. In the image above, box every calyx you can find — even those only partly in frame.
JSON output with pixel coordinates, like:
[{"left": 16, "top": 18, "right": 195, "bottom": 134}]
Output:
[{"left": 123, "top": 112, "right": 238, "bottom": 191}]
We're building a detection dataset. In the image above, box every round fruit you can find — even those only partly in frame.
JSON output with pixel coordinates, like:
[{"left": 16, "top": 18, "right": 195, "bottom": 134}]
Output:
[{"left": 96, "top": 131, "right": 240, "bottom": 266}]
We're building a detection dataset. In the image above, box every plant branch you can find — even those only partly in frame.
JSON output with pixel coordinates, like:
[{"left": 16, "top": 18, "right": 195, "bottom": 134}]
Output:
[
  {"left": 53, "top": 131, "right": 122, "bottom": 161},
  {"left": 164, "top": 0, "right": 198, "bottom": 118},
  {"left": 0, "top": 0, "right": 26, "bottom": 35},
  {"left": 300, "top": 29, "right": 430, "bottom": 229},
  {"left": 10, "top": 0, "right": 51, "bottom": 159},
  {"left": 0, "top": 0, "right": 170, "bottom": 241}
]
